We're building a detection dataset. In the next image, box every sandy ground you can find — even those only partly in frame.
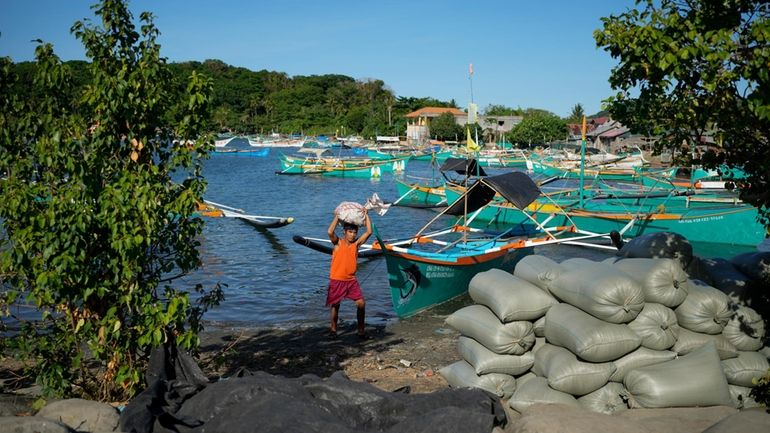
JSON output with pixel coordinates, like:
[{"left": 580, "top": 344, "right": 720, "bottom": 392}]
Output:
[{"left": 197, "top": 296, "right": 471, "bottom": 394}]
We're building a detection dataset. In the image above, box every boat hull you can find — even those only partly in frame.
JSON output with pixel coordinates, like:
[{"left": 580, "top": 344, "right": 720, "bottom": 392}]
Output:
[
  {"left": 383, "top": 245, "right": 531, "bottom": 318},
  {"left": 278, "top": 155, "right": 408, "bottom": 177},
  {"left": 444, "top": 180, "right": 766, "bottom": 247},
  {"left": 393, "top": 179, "right": 446, "bottom": 208}
]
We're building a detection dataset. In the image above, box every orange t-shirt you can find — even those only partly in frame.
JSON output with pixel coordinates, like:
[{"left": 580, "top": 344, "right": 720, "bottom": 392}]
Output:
[{"left": 330, "top": 239, "right": 358, "bottom": 281}]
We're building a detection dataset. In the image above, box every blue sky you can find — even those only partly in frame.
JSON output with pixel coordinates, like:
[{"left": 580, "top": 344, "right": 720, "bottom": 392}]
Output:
[{"left": 1, "top": 0, "right": 638, "bottom": 117}]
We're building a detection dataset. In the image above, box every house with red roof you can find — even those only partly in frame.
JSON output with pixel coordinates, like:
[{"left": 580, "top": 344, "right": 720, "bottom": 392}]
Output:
[{"left": 404, "top": 106, "right": 522, "bottom": 145}]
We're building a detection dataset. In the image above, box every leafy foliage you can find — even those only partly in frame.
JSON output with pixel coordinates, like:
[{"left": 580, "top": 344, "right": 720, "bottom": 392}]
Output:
[
  {"left": 0, "top": 0, "right": 220, "bottom": 400},
  {"left": 567, "top": 103, "right": 585, "bottom": 123},
  {"left": 12, "top": 59, "right": 458, "bottom": 138},
  {"left": 483, "top": 104, "right": 525, "bottom": 116},
  {"left": 507, "top": 111, "right": 567, "bottom": 146},
  {"left": 429, "top": 112, "right": 463, "bottom": 141},
  {"left": 595, "top": 0, "right": 770, "bottom": 225}
]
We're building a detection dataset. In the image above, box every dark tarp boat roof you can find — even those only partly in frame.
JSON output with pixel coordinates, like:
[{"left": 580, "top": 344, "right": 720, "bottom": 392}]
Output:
[
  {"left": 439, "top": 158, "right": 487, "bottom": 177},
  {"left": 445, "top": 171, "right": 541, "bottom": 216}
]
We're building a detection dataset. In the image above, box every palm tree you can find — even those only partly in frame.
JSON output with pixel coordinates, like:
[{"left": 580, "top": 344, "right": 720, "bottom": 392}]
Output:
[{"left": 569, "top": 103, "right": 585, "bottom": 123}]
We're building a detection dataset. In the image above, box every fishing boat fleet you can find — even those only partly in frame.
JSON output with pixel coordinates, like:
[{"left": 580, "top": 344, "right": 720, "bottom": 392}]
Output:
[{"left": 209, "top": 132, "right": 766, "bottom": 319}]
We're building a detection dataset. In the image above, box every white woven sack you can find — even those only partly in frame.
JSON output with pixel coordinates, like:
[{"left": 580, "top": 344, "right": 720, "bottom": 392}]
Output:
[
  {"left": 577, "top": 382, "right": 630, "bottom": 414},
  {"left": 560, "top": 257, "right": 597, "bottom": 270},
  {"left": 608, "top": 347, "right": 677, "bottom": 383},
  {"left": 611, "top": 258, "right": 690, "bottom": 307},
  {"left": 516, "top": 371, "right": 538, "bottom": 386},
  {"left": 721, "top": 351, "right": 770, "bottom": 387},
  {"left": 457, "top": 336, "right": 534, "bottom": 376},
  {"left": 544, "top": 303, "right": 640, "bottom": 363},
  {"left": 438, "top": 360, "right": 516, "bottom": 399},
  {"left": 469, "top": 269, "right": 557, "bottom": 322},
  {"left": 627, "top": 303, "right": 680, "bottom": 350},
  {"left": 534, "top": 343, "right": 616, "bottom": 396},
  {"left": 722, "top": 306, "right": 766, "bottom": 352},
  {"left": 533, "top": 315, "right": 546, "bottom": 338},
  {"left": 674, "top": 281, "right": 731, "bottom": 334},
  {"left": 445, "top": 305, "right": 534, "bottom": 355},
  {"left": 334, "top": 201, "right": 365, "bottom": 226},
  {"left": 673, "top": 327, "right": 738, "bottom": 360},
  {"left": 513, "top": 255, "right": 564, "bottom": 295},
  {"left": 728, "top": 384, "right": 762, "bottom": 409},
  {"left": 623, "top": 343, "right": 733, "bottom": 408},
  {"left": 508, "top": 377, "right": 580, "bottom": 413},
  {"left": 549, "top": 262, "right": 644, "bottom": 324}
]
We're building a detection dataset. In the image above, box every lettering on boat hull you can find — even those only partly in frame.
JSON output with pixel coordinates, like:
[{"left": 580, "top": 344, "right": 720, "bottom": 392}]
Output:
[{"left": 677, "top": 215, "right": 725, "bottom": 224}]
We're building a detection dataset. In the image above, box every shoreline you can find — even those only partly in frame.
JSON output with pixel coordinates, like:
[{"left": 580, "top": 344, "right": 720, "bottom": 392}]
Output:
[{"left": 197, "top": 297, "right": 470, "bottom": 394}]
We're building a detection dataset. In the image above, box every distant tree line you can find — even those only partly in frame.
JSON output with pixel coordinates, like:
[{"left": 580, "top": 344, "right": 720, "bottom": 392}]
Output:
[
  {"left": 10, "top": 59, "right": 594, "bottom": 145},
  {"left": 9, "top": 59, "right": 456, "bottom": 137}
]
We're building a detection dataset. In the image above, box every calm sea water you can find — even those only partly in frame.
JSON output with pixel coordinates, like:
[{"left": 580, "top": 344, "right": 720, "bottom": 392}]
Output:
[
  {"left": 2, "top": 139, "right": 758, "bottom": 329},
  {"left": 181, "top": 140, "right": 622, "bottom": 329}
]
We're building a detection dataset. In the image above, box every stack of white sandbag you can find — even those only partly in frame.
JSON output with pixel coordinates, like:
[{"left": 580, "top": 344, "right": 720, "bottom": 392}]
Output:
[
  {"left": 440, "top": 254, "right": 769, "bottom": 413},
  {"left": 438, "top": 266, "right": 558, "bottom": 399},
  {"left": 515, "top": 258, "right": 646, "bottom": 414}
]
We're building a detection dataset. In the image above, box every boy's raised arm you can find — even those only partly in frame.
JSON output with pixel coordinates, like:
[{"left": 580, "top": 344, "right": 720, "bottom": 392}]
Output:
[
  {"left": 357, "top": 212, "right": 372, "bottom": 246},
  {"left": 328, "top": 214, "right": 339, "bottom": 244}
]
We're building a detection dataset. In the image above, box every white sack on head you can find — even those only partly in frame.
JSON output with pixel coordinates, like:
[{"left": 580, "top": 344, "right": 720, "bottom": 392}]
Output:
[
  {"left": 722, "top": 305, "right": 766, "bottom": 352},
  {"left": 508, "top": 376, "right": 580, "bottom": 413},
  {"left": 469, "top": 269, "right": 557, "bottom": 322},
  {"left": 457, "top": 336, "right": 534, "bottom": 376},
  {"left": 721, "top": 351, "right": 770, "bottom": 387},
  {"left": 577, "top": 382, "right": 630, "bottom": 414},
  {"left": 513, "top": 255, "right": 564, "bottom": 295},
  {"left": 438, "top": 360, "right": 516, "bottom": 399},
  {"left": 674, "top": 281, "right": 731, "bottom": 334},
  {"left": 623, "top": 342, "right": 733, "bottom": 408},
  {"left": 611, "top": 258, "right": 690, "bottom": 307},
  {"left": 445, "top": 305, "right": 534, "bottom": 355},
  {"left": 627, "top": 303, "right": 680, "bottom": 350},
  {"left": 334, "top": 201, "right": 366, "bottom": 226},
  {"left": 673, "top": 327, "right": 738, "bottom": 360},
  {"left": 728, "top": 384, "right": 762, "bottom": 409},
  {"left": 544, "top": 303, "right": 641, "bottom": 363},
  {"left": 534, "top": 343, "right": 616, "bottom": 396},
  {"left": 549, "top": 262, "right": 644, "bottom": 324},
  {"left": 608, "top": 347, "right": 677, "bottom": 383}
]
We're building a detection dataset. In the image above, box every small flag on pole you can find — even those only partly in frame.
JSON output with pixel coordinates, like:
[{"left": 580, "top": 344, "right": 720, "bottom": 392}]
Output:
[{"left": 469, "top": 63, "right": 474, "bottom": 76}]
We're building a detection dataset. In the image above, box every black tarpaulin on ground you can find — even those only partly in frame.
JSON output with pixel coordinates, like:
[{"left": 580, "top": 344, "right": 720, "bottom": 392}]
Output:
[
  {"left": 120, "top": 338, "right": 210, "bottom": 433},
  {"left": 439, "top": 158, "right": 486, "bottom": 177},
  {"left": 120, "top": 342, "right": 506, "bottom": 433},
  {"left": 444, "top": 171, "right": 541, "bottom": 216}
]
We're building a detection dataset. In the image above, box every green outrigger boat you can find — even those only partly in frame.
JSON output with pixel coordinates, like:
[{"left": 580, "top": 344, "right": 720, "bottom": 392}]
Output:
[
  {"left": 276, "top": 151, "right": 409, "bottom": 178},
  {"left": 391, "top": 157, "right": 486, "bottom": 208},
  {"left": 393, "top": 179, "right": 447, "bottom": 208},
  {"left": 444, "top": 181, "right": 766, "bottom": 247},
  {"left": 376, "top": 170, "right": 619, "bottom": 318}
]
